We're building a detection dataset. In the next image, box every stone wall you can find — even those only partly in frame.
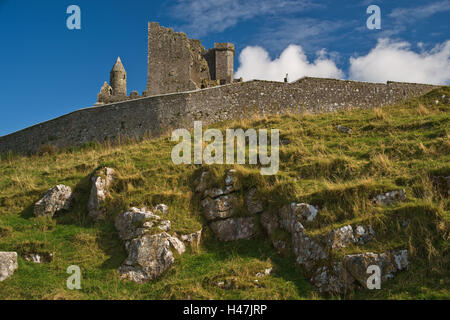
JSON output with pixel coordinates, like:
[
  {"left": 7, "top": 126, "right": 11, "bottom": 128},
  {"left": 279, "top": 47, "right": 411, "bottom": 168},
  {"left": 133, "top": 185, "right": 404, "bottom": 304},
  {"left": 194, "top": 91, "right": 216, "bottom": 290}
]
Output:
[
  {"left": 146, "top": 22, "right": 211, "bottom": 96},
  {"left": 0, "top": 77, "right": 438, "bottom": 154}
]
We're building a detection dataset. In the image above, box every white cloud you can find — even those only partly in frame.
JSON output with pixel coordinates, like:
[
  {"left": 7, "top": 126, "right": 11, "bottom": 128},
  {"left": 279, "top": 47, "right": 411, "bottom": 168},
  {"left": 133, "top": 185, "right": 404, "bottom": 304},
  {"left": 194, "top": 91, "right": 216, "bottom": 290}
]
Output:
[
  {"left": 170, "top": 0, "right": 315, "bottom": 36},
  {"left": 349, "top": 39, "right": 450, "bottom": 85},
  {"left": 235, "top": 45, "right": 344, "bottom": 82},
  {"left": 254, "top": 18, "right": 353, "bottom": 54}
]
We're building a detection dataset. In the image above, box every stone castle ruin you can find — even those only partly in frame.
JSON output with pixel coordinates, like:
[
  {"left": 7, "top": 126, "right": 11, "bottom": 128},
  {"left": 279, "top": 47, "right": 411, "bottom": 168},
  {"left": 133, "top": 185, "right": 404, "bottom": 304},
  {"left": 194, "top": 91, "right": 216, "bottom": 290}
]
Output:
[
  {"left": 0, "top": 22, "right": 441, "bottom": 154},
  {"left": 96, "top": 22, "right": 239, "bottom": 105}
]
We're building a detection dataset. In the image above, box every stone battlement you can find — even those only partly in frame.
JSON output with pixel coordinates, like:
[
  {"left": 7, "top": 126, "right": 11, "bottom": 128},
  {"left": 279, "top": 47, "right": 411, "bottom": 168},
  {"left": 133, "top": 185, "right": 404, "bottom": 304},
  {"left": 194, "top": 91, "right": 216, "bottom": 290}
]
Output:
[{"left": 0, "top": 77, "right": 438, "bottom": 154}]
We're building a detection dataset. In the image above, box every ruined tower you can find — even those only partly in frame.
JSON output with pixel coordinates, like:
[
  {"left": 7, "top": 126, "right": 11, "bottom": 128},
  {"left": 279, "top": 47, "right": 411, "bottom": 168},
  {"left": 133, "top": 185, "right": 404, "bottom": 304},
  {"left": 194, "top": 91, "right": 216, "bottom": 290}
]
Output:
[
  {"left": 110, "top": 57, "right": 127, "bottom": 96},
  {"left": 213, "top": 43, "right": 235, "bottom": 85},
  {"left": 146, "top": 22, "right": 235, "bottom": 96},
  {"left": 146, "top": 22, "right": 211, "bottom": 96}
]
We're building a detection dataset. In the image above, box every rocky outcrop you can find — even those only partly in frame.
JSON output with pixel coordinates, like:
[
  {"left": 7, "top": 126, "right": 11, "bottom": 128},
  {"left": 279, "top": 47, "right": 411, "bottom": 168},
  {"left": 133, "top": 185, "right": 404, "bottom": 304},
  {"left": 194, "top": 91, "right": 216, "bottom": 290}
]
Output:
[
  {"left": 181, "top": 230, "right": 202, "bottom": 248},
  {"left": 88, "top": 167, "right": 115, "bottom": 220},
  {"left": 34, "top": 185, "right": 73, "bottom": 217},
  {"left": 210, "top": 217, "right": 255, "bottom": 241},
  {"left": 326, "top": 225, "right": 375, "bottom": 249},
  {"left": 194, "top": 169, "right": 409, "bottom": 295},
  {"left": 291, "top": 222, "right": 328, "bottom": 271},
  {"left": 372, "top": 189, "right": 406, "bottom": 205},
  {"left": 327, "top": 225, "right": 355, "bottom": 249},
  {"left": 279, "top": 203, "right": 318, "bottom": 233},
  {"left": 115, "top": 207, "right": 165, "bottom": 241},
  {"left": 245, "top": 187, "right": 264, "bottom": 214},
  {"left": 197, "top": 170, "right": 261, "bottom": 241},
  {"left": 258, "top": 199, "right": 407, "bottom": 294},
  {"left": 0, "top": 252, "right": 18, "bottom": 282},
  {"left": 201, "top": 194, "right": 239, "bottom": 221},
  {"left": 115, "top": 206, "right": 188, "bottom": 283},
  {"left": 155, "top": 204, "right": 169, "bottom": 214},
  {"left": 118, "top": 233, "right": 176, "bottom": 283},
  {"left": 23, "top": 252, "right": 53, "bottom": 264},
  {"left": 343, "top": 250, "right": 408, "bottom": 288}
]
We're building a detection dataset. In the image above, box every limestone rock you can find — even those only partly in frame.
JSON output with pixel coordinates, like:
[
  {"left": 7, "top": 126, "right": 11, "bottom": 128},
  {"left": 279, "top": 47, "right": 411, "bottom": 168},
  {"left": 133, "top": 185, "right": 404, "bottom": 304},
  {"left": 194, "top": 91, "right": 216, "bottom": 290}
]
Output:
[
  {"left": 181, "top": 230, "right": 202, "bottom": 248},
  {"left": 23, "top": 253, "right": 53, "bottom": 264},
  {"left": 34, "top": 185, "right": 73, "bottom": 217},
  {"left": 118, "top": 233, "right": 175, "bottom": 283},
  {"left": 115, "top": 207, "right": 161, "bottom": 241},
  {"left": 354, "top": 225, "right": 375, "bottom": 245},
  {"left": 372, "top": 189, "right": 406, "bottom": 206},
  {"left": 310, "top": 262, "right": 355, "bottom": 294},
  {"left": 224, "top": 169, "right": 239, "bottom": 194},
  {"left": 88, "top": 167, "right": 115, "bottom": 220},
  {"left": 392, "top": 249, "right": 408, "bottom": 270},
  {"left": 291, "top": 222, "right": 328, "bottom": 271},
  {"left": 327, "top": 225, "right": 355, "bottom": 249},
  {"left": 279, "top": 202, "right": 318, "bottom": 233},
  {"left": 245, "top": 187, "right": 264, "bottom": 214},
  {"left": 157, "top": 220, "right": 171, "bottom": 232},
  {"left": 201, "top": 194, "right": 239, "bottom": 221},
  {"left": 155, "top": 204, "right": 169, "bottom": 214},
  {"left": 166, "top": 234, "right": 186, "bottom": 255},
  {"left": 260, "top": 211, "right": 279, "bottom": 237},
  {"left": 342, "top": 250, "right": 407, "bottom": 288},
  {"left": 0, "top": 252, "right": 18, "bottom": 282},
  {"left": 203, "top": 188, "right": 224, "bottom": 199},
  {"left": 210, "top": 217, "right": 255, "bottom": 241}
]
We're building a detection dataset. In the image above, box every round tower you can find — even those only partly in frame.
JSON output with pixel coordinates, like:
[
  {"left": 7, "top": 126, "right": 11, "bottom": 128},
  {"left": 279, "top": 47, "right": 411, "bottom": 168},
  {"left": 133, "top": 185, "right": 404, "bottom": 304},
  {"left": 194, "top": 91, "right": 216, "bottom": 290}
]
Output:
[{"left": 110, "top": 57, "right": 127, "bottom": 96}]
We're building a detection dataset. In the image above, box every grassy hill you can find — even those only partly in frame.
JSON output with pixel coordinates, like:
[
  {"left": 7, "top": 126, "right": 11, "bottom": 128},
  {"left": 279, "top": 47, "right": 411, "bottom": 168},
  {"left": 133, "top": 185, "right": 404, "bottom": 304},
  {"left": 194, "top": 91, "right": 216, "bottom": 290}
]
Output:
[{"left": 0, "top": 87, "right": 448, "bottom": 300}]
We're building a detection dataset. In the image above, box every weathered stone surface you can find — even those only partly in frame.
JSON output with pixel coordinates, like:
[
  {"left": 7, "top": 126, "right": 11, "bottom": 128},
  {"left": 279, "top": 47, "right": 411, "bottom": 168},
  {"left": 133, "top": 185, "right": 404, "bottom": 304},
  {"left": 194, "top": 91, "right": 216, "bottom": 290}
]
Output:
[
  {"left": 0, "top": 252, "right": 18, "bottom": 282},
  {"left": 210, "top": 217, "right": 255, "bottom": 241},
  {"left": 154, "top": 204, "right": 169, "bottom": 214},
  {"left": 23, "top": 252, "right": 53, "bottom": 264},
  {"left": 181, "top": 230, "right": 202, "bottom": 248},
  {"left": 327, "top": 225, "right": 355, "bottom": 249},
  {"left": 115, "top": 207, "right": 162, "bottom": 241},
  {"left": 392, "top": 249, "right": 409, "bottom": 271},
  {"left": 201, "top": 194, "right": 239, "bottom": 221},
  {"left": 372, "top": 189, "right": 406, "bottom": 205},
  {"left": 167, "top": 234, "right": 186, "bottom": 255},
  {"left": 342, "top": 250, "right": 408, "bottom": 288},
  {"left": 157, "top": 220, "right": 171, "bottom": 232},
  {"left": 88, "top": 167, "right": 115, "bottom": 220},
  {"left": 147, "top": 22, "right": 233, "bottom": 96},
  {"left": 34, "top": 185, "right": 73, "bottom": 217},
  {"left": 291, "top": 222, "right": 328, "bottom": 271},
  {"left": 354, "top": 225, "right": 375, "bottom": 245},
  {"left": 224, "top": 169, "right": 239, "bottom": 194},
  {"left": 310, "top": 262, "right": 355, "bottom": 294},
  {"left": 118, "top": 233, "right": 175, "bottom": 283},
  {"left": 203, "top": 188, "right": 225, "bottom": 199},
  {"left": 245, "top": 187, "right": 264, "bottom": 214},
  {"left": 260, "top": 211, "right": 279, "bottom": 237},
  {"left": 279, "top": 203, "right": 318, "bottom": 233}
]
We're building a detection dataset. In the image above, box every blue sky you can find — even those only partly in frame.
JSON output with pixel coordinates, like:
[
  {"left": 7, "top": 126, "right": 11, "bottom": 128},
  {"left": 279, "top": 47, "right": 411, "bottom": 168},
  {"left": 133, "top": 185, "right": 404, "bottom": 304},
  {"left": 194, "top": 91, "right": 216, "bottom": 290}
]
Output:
[{"left": 0, "top": 0, "right": 449, "bottom": 136}]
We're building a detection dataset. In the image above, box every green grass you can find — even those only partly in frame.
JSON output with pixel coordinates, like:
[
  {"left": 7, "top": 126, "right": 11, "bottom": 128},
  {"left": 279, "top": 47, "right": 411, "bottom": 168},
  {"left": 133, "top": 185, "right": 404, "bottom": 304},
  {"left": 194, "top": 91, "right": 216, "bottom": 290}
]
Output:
[{"left": 0, "top": 87, "right": 449, "bottom": 300}]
